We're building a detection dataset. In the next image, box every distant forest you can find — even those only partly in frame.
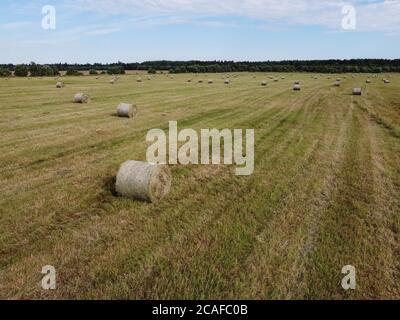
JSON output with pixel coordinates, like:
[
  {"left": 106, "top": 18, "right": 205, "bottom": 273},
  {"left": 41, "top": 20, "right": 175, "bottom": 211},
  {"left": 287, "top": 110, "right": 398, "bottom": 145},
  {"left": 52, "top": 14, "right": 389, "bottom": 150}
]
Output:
[{"left": 1, "top": 59, "right": 400, "bottom": 76}]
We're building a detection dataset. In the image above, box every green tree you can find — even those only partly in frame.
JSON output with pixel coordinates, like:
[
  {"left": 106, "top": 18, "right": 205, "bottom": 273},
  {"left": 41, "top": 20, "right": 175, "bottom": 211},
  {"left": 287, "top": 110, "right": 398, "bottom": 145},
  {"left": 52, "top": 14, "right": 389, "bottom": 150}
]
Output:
[
  {"left": 89, "top": 69, "right": 98, "bottom": 75},
  {"left": 14, "top": 65, "right": 29, "bottom": 77},
  {"left": 66, "top": 69, "right": 83, "bottom": 76},
  {"left": 107, "top": 66, "right": 125, "bottom": 75},
  {"left": 0, "top": 68, "right": 12, "bottom": 77}
]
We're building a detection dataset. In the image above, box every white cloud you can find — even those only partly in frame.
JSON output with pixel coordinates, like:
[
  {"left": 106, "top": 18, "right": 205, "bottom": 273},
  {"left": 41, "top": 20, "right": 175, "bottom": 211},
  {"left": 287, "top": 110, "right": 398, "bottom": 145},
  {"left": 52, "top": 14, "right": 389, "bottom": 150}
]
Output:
[
  {"left": 0, "top": 21, "right": 33, "bottom": 30},
  {"left": 65, "top": 0, "right": 400, "bottom": 33},
  {"left": 84, "top": 27, "right": 121, "bottom": 35}
]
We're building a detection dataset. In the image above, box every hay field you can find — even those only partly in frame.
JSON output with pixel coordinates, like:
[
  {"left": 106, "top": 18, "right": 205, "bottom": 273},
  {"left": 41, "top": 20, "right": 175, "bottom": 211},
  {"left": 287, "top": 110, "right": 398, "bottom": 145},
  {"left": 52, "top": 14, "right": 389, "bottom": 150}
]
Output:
[{"left": 0, "top": 73, "right": 399, "bottom": 299}]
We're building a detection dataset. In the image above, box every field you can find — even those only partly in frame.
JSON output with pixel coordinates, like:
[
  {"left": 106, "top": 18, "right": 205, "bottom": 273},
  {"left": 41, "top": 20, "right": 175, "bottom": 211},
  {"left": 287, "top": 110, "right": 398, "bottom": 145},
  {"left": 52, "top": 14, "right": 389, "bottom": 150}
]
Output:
[{"left": 0, "top": 73, "right": 399, "bottom": 299}]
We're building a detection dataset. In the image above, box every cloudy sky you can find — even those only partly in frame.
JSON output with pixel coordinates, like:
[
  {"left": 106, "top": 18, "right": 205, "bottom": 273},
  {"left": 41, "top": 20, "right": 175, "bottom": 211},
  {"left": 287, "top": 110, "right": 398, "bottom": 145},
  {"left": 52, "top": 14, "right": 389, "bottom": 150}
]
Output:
[{"left": 0, "top": 0, "right": 399, "bottom": 63}]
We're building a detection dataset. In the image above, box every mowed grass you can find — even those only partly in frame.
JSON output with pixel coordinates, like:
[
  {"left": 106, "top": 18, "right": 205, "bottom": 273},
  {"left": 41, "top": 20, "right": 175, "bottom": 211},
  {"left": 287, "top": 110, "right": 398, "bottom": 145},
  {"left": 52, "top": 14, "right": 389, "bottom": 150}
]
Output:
[{"left": 0, "top": 73, "right": 399, "bottom": 299}]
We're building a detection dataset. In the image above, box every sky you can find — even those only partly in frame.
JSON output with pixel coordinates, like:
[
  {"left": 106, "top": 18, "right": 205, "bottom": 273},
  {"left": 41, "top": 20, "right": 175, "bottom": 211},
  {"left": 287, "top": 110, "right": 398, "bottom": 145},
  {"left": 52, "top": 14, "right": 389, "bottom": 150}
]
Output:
[{"left": 0, "top": 0, "right": 399, "bottom": 64}]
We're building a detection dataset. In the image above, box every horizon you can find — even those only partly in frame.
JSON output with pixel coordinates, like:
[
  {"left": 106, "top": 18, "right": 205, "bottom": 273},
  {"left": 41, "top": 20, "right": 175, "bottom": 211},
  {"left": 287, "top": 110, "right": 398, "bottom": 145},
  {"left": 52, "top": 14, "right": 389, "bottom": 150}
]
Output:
[
  {"left": 2, "top": 58, "right": 400, "bottom": 66},
  {"left": 1, "top": 0, "right": 399, "bottom": 64}
]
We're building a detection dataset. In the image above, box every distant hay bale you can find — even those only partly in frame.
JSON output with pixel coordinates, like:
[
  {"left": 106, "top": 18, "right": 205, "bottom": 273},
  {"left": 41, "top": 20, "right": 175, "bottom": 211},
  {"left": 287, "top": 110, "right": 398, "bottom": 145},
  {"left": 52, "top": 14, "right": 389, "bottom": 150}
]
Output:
[
  {"left": 208, "top": 79, "right": 213, "bottom": 84},
  {"left": 336, "top": 78, "right": 341, "bottom": 82},
  {"left": 352, "top": 88, "right": 362, "bottom": 96},
  {"left": 224, "top": 79, "right": 230, "bottom": 84},
  {"left": 137, "top": 77, "right": 142, "bottom": 82},
  {"left": 117, "top": 103, "right": 137, "bottom": 118},
  {"left": 334, "top": 81, "right": 341, "bottom": 87},
  {"left": 294, "top": 80, "right": 300, "bottom": 84},
  {"left": 384, "top": 79, "right": 390, "bottom": 84},
  {"left": 198, "top": 79, "right": 204, "bottom": 83},
  {"left": 293, "top": 84, "right": 301, "bottom": 91},
  {"left": 187, "top": 79, "right": 192, "bottom": 83},
  {"left": 110, "top": 79, "right": 116, "bottom": 84},
  {"left": 56, "top": 81, "right": 65, "bottom": 88},
  {"left": 274, "top": 79, "right": 278, "bottom": 82},
  {"left": 116, "top": 160, "right": 172, "bottom": 203},
  {"left": 281, "top": 77, "right": 285, "bottom": 80},
  {"left": 366, "top": 79, "right": 371, "bottom": 84},
  {"left": 261, "top": 81, "right": 267, "bottom": 86},
  {"left": 74, "top": 93, "right": 89, "bottom": 103}
]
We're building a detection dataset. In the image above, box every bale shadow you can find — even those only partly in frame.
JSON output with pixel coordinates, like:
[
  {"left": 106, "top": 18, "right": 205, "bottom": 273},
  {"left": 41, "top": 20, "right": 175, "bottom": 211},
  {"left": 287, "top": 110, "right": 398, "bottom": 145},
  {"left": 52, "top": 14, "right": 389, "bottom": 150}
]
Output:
[{"left": 103, "top": 175, "right": 118, "bottom": 197}]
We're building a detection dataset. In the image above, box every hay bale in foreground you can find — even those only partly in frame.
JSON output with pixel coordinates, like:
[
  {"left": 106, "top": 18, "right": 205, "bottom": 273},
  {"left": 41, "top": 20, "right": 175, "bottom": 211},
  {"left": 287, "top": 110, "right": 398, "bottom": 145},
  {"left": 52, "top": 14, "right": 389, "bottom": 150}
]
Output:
[
  {"left": 116, "top": 160, "right": 172, "bottom": 203},
  {"left": 56, "top": 81, "right": 65, "bottom": 88},
  {"left": 74, "top": 93, "right": 89, "bottom": 103},
  {"left": 117, "top": 103, "right": 137, "bottom": 118},
  {"left": 293, "top": 84, "right": 301, "bottom": 91},
  {"left": 352, "top": 88, "right": 362, "bottom": 96}
]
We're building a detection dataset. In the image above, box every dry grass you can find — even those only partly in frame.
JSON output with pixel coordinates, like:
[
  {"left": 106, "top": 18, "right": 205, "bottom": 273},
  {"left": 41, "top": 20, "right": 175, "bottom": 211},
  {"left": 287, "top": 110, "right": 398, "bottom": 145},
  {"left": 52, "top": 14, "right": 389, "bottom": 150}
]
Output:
[{"left": 0, "top": 73, "right": 399, "bottom": 299}]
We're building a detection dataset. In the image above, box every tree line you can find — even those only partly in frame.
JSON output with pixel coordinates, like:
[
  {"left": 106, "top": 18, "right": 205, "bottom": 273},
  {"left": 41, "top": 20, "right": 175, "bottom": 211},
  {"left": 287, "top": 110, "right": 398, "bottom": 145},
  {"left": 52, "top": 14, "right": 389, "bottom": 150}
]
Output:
[{"left": 1, "top": 59, "right": 400, "bottom": 77}]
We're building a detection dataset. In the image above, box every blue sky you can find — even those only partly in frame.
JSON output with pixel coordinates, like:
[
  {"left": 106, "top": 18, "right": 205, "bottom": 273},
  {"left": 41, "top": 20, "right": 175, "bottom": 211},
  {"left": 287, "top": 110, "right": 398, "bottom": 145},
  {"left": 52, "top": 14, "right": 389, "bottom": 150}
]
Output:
[{"left": 0, "top": 0, "right": 399, "bottom": 64}]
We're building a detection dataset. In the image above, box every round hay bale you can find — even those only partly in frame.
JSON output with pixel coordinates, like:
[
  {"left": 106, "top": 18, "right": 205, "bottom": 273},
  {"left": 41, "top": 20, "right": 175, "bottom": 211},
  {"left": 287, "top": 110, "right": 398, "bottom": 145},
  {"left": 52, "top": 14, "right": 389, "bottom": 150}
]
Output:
[
  {"left": 274, "top": 79, "right": 278, "bottom": 82},
  {"left": 352, "top": 88, "right": 362, "bottom": 96},
  {"left": 117, "top": 103, "right": 137, "bottom": 118},
  {"left": 137, "top": 78, "right": 142, "bottom": 83},
  {"left": 56, "top": 81, "right": 65, "bottom": 88},
  {"left": 261, "top": 81, "right": 267, "bottom": 86},
  {"left": 116, "top": 160, "right": 171, "bottom": 203},
  {"left": 187, "top": 79, "right": 192, "bottom": 83},
  {"left": 198, "top": 79, "right": 204, "bottom": 83},
  {"left": 74, "top": 93, "right": 89, "bottom": 103},
  {"left": 334, "top": 81, "right": 341, "bottom": 87},
  {"left": 208, "top": 80, "right": 213, "bottom": 84},
  {"left": 110, "top": 79, "right": 116, "bottom": 84},
  {"left": 293, "top": 84, "right": 301, "bottom": 91},
  {"left": 384, "top": 79, "right": 390, "bottom": 84},
  {"left": 224, "top": 79, "right": 230, "bottom": 85},
  {"left": 366, "top": 79, "right": 371, "bottom": 84},
  {"left": 294, "top": 80, "right": 300, "bottom": 85}
]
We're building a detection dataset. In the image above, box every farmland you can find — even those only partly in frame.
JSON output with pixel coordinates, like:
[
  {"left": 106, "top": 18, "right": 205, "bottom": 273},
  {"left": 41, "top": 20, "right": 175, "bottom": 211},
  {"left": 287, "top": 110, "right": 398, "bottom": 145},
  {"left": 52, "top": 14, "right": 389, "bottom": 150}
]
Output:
[{"left": 0, "top": 73, "right": 399, "bottom": 299}]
